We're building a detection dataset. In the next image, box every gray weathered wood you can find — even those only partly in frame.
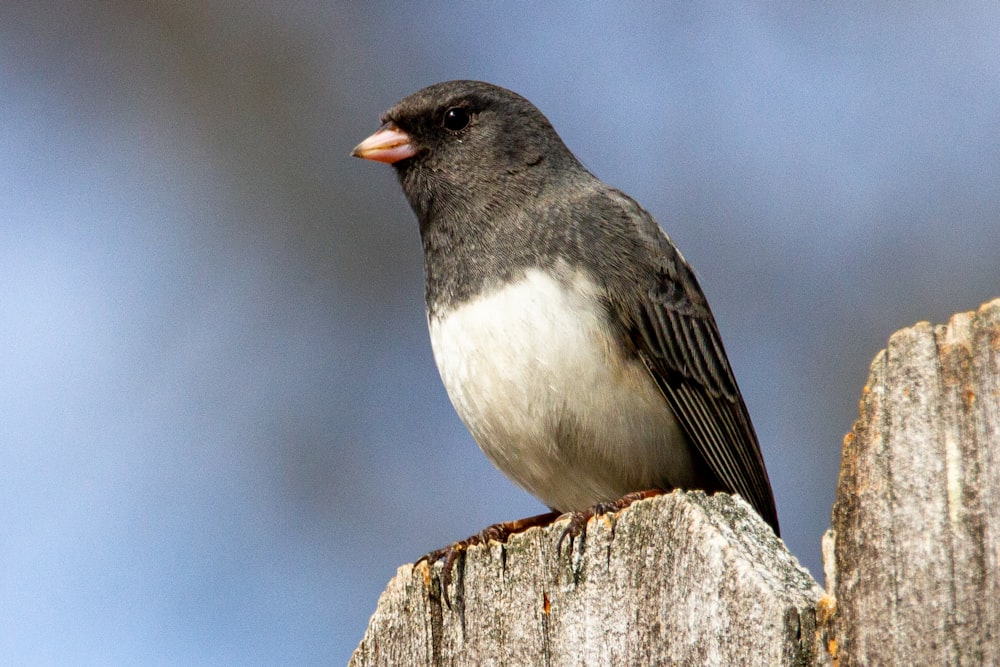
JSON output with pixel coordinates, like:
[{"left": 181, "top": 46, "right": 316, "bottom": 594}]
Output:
[
  {"left": 827, "top": 298, "right": 1000, "bottom": 666},
  {"left": 350, "top": 491, "right": 824, "bottom": 666}
]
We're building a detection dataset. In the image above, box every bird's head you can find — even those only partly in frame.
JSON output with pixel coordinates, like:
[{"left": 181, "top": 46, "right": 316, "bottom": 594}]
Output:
[{"left": 352, "top": 80, "right": 583, "bottom": 223}]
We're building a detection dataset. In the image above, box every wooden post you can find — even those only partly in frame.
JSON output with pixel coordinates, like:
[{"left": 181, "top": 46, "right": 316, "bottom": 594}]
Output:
[
  {"left": 350, "top": 492, "right": 824, "bottom": 666},
  {"left": 827, "top": 298, "right": 1000, "bottom": 665},
  {"left": 350, "top": 298, "right": 1000, "bottom": 666}
]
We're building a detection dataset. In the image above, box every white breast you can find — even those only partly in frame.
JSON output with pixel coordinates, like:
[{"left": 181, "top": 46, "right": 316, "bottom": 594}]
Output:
[{"left": 428, "top": 265, "right": 698, "bottom": 511}]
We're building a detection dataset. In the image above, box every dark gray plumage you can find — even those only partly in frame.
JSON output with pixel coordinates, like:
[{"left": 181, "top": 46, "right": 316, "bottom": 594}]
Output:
[{"left": 352, "top": 80, "right": 779, "bottom": 535}]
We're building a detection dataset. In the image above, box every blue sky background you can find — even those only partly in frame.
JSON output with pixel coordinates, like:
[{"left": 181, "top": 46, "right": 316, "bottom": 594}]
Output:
[{"left": 3, "top": 2, "right": 999, "bottom": 663}]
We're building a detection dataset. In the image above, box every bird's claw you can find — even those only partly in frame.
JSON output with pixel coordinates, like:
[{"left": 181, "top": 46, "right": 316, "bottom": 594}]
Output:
[
  {"left": 556, "top": 490, "right": 664, "bottom": 557},
  {"left": 556, "top": 510, "right": 593, "bottom": 557},
  {"left": 417, "top": 511, "right": 561, "bottom": 608}
]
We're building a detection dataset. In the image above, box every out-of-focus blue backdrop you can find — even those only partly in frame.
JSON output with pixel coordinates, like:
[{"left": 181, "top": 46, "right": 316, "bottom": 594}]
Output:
[{"left": 3, "top": 3, "right": 998, "bottom": 663}]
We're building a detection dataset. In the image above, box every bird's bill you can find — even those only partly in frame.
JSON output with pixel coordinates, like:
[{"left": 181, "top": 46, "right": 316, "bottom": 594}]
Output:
[{"left": 350, "top": 122, "right": 417, "bottom": 164}]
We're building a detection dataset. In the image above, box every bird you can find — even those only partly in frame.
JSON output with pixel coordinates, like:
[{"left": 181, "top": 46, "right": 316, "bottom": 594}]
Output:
[{"left": 351, "top": 80, "right": 779, "bottom": 578}]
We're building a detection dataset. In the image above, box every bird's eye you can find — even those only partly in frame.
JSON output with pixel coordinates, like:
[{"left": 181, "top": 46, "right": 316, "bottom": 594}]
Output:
[{"left": 442, "top": 107, "right": 471, "bottom": 132}]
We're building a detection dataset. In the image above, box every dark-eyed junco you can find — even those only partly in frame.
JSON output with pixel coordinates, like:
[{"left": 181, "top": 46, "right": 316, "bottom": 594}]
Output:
[{"left": 352, "top": 81, "right": 779, "bottom": 567}]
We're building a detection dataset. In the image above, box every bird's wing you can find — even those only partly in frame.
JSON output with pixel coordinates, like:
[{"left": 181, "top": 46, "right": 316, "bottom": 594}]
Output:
[{"left": 601, "top": 194, "right": 780, "bottom": 534}]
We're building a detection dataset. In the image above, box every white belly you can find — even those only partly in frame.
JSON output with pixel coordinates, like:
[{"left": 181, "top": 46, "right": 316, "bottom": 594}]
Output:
[{"left": 428, "top": 265, "right": 698, "bottom": 511}]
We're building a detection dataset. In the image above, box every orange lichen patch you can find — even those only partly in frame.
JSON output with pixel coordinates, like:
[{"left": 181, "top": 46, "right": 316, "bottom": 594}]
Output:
[
  {"left": 964, "top": 389, "right": 976, "bottom": 408},
  {"left": 839, "top": 432, "right": 861, "bottom": 470},
  {"left": 816, "top": 593, "right": 837, "bottom": 624},
  {"left": 815, "top": 593, "right": 839, "bottom": 663},
  {"left": 543, "top": 592, "right": 551, "bottom": 615},
  {"left": 416, "top": 560, "right": 432, "bottom": 588}
]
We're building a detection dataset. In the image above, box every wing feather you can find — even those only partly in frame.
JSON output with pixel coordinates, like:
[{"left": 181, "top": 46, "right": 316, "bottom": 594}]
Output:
[
  {"left": 558, "top": 185, "right": 780, "bottom": 533},
  {"left": 613, "top": 199, "right": 780, "bottom": 534}
]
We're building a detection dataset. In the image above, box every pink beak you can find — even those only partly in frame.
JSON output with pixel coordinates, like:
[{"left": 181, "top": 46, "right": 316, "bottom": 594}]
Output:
[{"left": 351, "top": 122, "right": 417, "bottom": 164}]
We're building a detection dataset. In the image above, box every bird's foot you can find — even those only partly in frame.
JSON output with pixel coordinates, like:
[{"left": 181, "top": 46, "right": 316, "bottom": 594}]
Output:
[
  {"left": 556, "top": 489, "right": 664, "bottom": 556},
  {"left": 417, "top": 511, "right": 561, "bottom": 607}
]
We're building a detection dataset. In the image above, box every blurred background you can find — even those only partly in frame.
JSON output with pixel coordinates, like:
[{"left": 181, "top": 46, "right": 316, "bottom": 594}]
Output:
[{"left": 2, "top": 2, "right": 998, "bottom": 664}]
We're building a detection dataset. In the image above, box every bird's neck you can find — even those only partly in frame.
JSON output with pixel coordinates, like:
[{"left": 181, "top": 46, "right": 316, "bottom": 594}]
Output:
[
  {"left": 400, "top": 162, "right": 595, "bottom": 318},
  {"left": 418, "top": 204, "right": 532, "bottom": 319}
]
